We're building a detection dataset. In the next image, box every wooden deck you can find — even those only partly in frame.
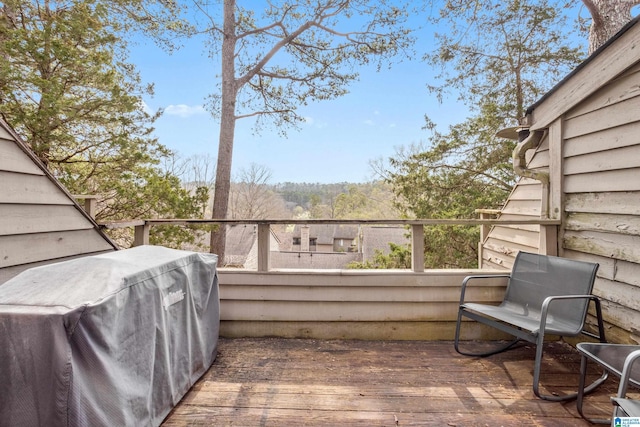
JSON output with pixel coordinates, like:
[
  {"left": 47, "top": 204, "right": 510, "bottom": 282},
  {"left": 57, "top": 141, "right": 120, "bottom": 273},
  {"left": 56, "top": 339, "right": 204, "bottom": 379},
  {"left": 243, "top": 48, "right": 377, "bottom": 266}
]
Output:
[{"left": 162, "top": 338, "right": 622, "bottom": 426}]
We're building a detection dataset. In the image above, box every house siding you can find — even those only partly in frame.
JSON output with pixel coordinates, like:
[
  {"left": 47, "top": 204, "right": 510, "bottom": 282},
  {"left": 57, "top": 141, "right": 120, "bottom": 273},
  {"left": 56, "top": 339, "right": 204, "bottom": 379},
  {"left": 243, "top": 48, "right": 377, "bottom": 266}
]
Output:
[
  {"left": 561, "top": 63, "right": 640, "bottom": 343},
  {"left": 480, "top": 128, "right": 551, "bottom": 269},
  {"left": 0, "top": 120, "right": 116, "bottom": 285},
  {"left": 218, "top": 269, "right": 509, "bottom": 340},
  {"left": 481, "top": 182, "right": 546, "bottom": 269},
  {"left": 483, "top": 26, "right": 640, "bottom": 343}
]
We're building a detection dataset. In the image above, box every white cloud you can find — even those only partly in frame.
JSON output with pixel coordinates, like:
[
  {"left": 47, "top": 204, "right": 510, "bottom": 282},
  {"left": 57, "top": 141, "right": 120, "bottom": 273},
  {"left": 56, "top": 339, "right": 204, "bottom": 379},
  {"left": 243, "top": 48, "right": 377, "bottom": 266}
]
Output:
[
  {"left": 304, "top": 116, "right": 315, "bottom": 125},
  {"left": 164, "top": 104, "right": 207, "bottom": 118},
  {"left": 363, "top": 119, "right": 375, "bottom": 126}
]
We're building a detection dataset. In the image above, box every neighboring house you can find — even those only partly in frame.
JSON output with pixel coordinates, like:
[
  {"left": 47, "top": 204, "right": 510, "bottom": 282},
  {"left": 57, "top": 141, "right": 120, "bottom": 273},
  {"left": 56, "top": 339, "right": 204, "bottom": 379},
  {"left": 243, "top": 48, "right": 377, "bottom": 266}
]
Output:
[
  {"left": 291, "top": 224, "right": 359, "bottom": 253},
  {"left": 269, "top": 224, "right": 410, "bottom": 269},
  {"left": 0, "top": 119, "right": 117, "bottom": 285},
  {"left": 271, "top": 224, "right": 361, "bottom": 269},
  {"left": 482, "top": 16, "right": 640, "bottom": 343},
  {"left": 224, "top": 224, "right": 280, "bottom": 269}
]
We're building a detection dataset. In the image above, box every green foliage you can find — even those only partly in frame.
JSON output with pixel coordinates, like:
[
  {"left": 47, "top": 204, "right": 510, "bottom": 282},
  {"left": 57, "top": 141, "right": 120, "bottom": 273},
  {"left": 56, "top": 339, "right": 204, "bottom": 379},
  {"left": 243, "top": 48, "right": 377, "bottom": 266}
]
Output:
[
  {"left": 387, "top": 112, "right": 517, "bottom": 268},
  {"left": 348, "top": 242, "right": 411, "bottom": 269},
  {"left": 0, "top": 0, "right": 204, "bottom": 249},
  {"left": 98, "top": 166, "right": 210, "bottom": 248},
  {"left": 385, "top": 0, "right": 585, "bottom": 268},
  {"left": 334, "top": 186, "right": 369, "bottom": 219},
  {"left": 276, "top": 181, "right": 399, "bottom": 219},
  {"left": 425, "top": 0, "right": 584, "bottom": 119},
  {"left": 277, "top": 182, "right": 352, "bottom": 208},
  {"left": 194, "top": 186, "right": 211, "bottom": 217},
  {"left": 308, "top": 194, "right": 325, "bottom": 219}
]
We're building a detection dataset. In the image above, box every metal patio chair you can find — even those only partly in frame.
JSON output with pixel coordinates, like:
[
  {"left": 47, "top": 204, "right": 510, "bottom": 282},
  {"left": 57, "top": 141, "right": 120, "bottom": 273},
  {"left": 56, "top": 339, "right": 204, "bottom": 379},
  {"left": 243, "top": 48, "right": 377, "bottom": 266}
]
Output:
[
  {"left": 611, "top": 348, "right": 640, "bottom": 424},
  {"left": 454, "top": 251, "right": 607, "bottom": 401}
]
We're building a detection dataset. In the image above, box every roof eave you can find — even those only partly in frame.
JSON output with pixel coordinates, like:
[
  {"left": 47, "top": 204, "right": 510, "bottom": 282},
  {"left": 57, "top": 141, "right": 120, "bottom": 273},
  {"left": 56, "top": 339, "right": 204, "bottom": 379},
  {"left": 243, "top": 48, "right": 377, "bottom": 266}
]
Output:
[{"left": 525, "top": 16, "right": 640, "bottom": 129}]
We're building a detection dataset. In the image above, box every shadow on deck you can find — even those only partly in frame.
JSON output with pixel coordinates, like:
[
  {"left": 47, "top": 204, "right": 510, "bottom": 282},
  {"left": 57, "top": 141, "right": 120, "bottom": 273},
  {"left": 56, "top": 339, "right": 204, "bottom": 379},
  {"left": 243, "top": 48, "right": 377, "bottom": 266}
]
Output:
[{"left": 163, "top": 338, "right": 620, "bottom": 426}]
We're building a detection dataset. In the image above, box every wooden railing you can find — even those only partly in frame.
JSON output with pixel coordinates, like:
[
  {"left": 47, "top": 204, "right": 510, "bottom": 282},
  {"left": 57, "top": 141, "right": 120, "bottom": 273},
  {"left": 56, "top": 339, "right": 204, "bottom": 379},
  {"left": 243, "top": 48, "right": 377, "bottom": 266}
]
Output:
[
  {"left": 102, "top": 218, "right": 561, "bottom": 272},
  {"left": 98, "top": 216, "right": 564, "bottom": 339}
]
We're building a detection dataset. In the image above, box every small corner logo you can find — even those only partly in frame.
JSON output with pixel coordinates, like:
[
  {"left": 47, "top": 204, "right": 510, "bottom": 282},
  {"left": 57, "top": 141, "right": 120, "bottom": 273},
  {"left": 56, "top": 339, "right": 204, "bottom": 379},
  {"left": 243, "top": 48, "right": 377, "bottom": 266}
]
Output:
[
  {"left": 615, "top": 417, "right": 640, "bottom": 427},
  {"left": 163, "top": 290, "right": 185, "bottom": 310}
]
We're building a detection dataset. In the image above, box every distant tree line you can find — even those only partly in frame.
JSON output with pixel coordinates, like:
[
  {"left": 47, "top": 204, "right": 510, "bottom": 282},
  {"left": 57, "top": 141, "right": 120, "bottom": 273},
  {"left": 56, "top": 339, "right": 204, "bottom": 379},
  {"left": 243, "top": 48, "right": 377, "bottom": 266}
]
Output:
[{"left": 223, "top": 175, "right": 399, "bottom": 220}]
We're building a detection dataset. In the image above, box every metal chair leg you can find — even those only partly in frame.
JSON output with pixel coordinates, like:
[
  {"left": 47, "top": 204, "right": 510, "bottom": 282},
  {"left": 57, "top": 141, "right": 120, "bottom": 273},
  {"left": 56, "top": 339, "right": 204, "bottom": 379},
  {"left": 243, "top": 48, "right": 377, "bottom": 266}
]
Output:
[
  {"left": 533, "top": 336, "right": 608, "bottom": 402},
  {"left": 454, "top": 308, "right": 521, "bottom": 357},
  {"left": 576, "top": 354, "right": 611, "bottom": 423}
]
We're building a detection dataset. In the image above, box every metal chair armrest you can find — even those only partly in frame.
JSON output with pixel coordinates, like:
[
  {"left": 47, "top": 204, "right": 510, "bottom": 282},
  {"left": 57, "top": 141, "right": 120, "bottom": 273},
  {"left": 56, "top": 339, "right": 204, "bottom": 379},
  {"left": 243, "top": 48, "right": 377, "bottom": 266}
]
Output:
[
  {"left": 539, "top": 295, "right": 603, "bottom": 338},
  {"left": 459, "top": 274, "right": 510, "bottom": 305}
]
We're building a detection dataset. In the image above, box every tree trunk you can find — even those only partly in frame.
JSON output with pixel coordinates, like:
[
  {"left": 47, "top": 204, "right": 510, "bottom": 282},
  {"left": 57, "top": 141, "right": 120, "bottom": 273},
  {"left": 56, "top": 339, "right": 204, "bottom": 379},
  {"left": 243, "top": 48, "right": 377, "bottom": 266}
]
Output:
[
  {"left": 209, "top": 0, "right": 238, "bottom": 264},
  {"left": 583, "top": 0, "right": 639, "bottom": 54}
]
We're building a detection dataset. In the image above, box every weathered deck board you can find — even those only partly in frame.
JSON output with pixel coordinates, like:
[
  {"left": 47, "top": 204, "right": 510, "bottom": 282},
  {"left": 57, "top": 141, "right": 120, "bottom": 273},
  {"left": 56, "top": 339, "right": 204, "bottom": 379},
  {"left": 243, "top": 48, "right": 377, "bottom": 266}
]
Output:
[{"left": 163, "top": 338, "right": 621, "bottom": 426}]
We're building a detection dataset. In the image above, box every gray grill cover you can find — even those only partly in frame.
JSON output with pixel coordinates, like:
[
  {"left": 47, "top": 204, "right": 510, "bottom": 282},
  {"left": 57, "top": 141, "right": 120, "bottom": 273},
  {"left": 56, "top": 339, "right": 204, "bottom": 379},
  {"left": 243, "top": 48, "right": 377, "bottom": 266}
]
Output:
[{"left": 0, "top": 245, "right": 219, "bottom": 427}]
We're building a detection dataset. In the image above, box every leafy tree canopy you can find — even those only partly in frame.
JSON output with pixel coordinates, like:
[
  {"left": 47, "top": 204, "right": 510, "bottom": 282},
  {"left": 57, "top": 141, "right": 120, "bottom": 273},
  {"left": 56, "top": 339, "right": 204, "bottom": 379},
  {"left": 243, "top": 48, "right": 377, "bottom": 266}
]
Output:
[
  {"left": 348, "top": 242, "right": 411, "bottom": 269},
  {"left": 0, "top": 0, "right": 204, "bottom": 248},
  {"left": 383, "top": 0, "right": 584, "bottom": 268}
]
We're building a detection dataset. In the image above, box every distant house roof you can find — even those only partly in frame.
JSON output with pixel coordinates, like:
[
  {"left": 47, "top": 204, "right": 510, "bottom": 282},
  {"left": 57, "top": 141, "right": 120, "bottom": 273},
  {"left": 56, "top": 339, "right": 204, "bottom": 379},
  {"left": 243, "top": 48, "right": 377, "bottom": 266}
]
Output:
[
  {"left": 224, "top": 224, "right": 257, "bottom": 267},
  {"left": 223, "top": 224, "right": 282, "bottom": 267},
  {"left": 272, "top": 226, "right": 292, "bottom": 251},
  {"left": 362, "top": 226, "right": 410, "bottom": 261},
  {"left": 526, "top": 16, "right": 640, "bottom": 128}
]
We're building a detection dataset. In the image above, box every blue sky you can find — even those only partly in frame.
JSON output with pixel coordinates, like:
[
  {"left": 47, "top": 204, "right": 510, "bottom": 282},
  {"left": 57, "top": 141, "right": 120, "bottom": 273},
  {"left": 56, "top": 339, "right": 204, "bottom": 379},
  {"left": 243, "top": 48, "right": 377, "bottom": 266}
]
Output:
[
  {"left": 128, "top": 6, "right": 469, "bottom": 184},
  {"left": 127, "top": 2, "right": 590, "bottom": 184}
]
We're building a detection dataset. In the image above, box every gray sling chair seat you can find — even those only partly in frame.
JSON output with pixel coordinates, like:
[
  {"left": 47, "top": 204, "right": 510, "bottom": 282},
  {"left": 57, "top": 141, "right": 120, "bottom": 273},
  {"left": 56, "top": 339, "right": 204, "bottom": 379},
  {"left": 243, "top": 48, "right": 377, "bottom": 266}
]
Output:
[{"left": 454, "top": 251, "right": 608, "bottom": 401}]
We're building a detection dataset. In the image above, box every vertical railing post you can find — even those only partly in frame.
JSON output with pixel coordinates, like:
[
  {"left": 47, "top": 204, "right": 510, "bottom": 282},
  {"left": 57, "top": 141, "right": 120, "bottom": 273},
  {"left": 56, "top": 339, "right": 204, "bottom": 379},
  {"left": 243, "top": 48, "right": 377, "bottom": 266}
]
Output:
[
  {"left": 73, "top": 195, "right": 98, "bottom": 218},
  {"left": 479, "top": 211, "right": 490, "bottom": 267},
  {"left": 479, "top": 212, "right": 490, "bottom": 243},
  {"left": 84, "top": 197, "right": 97, "bottom": 219},
  {"left": 133, "top": 222, "right": 150, "bottom": 246},
  {"left": 411, "top": 224, "right": 424, "bottom": 273},
  {"left": 257, "top": 223, "right": 270, "bottom": 272}
]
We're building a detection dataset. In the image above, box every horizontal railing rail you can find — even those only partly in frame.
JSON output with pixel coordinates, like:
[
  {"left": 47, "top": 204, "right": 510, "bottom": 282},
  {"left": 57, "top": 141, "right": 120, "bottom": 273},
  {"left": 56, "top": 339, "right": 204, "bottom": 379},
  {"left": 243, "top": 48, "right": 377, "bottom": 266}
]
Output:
[{"left": 102, "top": 217, "right": 561, "bottom": 273}]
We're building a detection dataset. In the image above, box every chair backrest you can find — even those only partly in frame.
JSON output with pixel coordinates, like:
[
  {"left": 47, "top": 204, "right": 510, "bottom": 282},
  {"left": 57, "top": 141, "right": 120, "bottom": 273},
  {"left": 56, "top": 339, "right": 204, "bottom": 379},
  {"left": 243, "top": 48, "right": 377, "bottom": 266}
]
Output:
[{"left": 504, "top": 251, "right": 599, "bottom": 329}]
